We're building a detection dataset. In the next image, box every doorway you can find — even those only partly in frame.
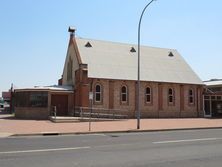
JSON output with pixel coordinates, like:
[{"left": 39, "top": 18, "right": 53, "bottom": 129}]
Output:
[
  {"left": 51, "top": 94, "right": 68, "bottom": 116},
  {"left": 204, "top": 99, "right": 211, "bottom": 117},
  {"left": 204, "top": 95, "right": 222, "bottom": 118}
]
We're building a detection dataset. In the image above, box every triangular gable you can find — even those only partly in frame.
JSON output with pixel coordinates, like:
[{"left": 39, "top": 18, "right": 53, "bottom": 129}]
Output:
[{"left": 62, "top": 35, "right": 82, "bottom": 86}]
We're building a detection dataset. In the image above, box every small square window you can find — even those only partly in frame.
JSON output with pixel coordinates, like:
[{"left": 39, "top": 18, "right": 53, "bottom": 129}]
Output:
[
  {"left": 211, "top": 96, "right": 216, "bottom": 100},
  {"left": 217, "top": 96, "right": 221, "bottom": 100}
]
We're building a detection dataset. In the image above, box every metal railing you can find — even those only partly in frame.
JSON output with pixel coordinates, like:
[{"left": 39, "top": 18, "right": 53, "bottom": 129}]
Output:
[
  {"left": 51, "top": 106, "right": 57, "bottom": 118},
  {"left": 74, "top": 107, "right": 129, "bottom": 120}
]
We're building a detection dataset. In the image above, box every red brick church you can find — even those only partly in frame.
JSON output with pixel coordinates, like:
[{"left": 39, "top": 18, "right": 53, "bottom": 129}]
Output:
[
  {"left": 14, "top": 27, "right": 204, "bottom": 119},
  {"left": 61, "top": 27, "right": 204, "bottom": 118}
]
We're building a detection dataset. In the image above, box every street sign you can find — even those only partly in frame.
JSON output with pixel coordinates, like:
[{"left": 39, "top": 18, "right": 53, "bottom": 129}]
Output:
[{"left": 89, "top": 92, "right": 93, "bottom": 100}]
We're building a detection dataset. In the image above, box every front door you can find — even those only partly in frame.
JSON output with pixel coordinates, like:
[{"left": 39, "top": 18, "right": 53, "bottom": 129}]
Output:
[
  {"left": 204, "top": 99, "right": 212, "bottom": 117},
  {"left": 51, "top": 94, "right": 68, "bottom": 116}
]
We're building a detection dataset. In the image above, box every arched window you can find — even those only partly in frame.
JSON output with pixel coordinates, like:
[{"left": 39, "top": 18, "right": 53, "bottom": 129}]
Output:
[
  {"left": 95, "top": 84, "right": 102, "bottom": 102},
  {"left": 189, "top": 89, "right": 194, "bottom": 104},
  {"left": 168, "top": 88, "right": 174, "bottom": 104},
  {"left": 121, "top": 85, "right": 128, "bottom": 103},
  {"left": 145, "top": 87, "right": 152, "bottom": 103}
]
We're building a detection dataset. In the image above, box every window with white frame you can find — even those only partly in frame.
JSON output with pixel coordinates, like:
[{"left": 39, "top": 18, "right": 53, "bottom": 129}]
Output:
[
  {"left": 95, "top": 84, "right": 102, "bottom": 102},
  {"left": 145, "top": 87, "right": 152, "bottom": 103},
  {"left": 121, "top": 85, "right": 128, "bottom": 103},
  {"left": 189, "top": 89, "right": 194, "bottom": 104},
  {"left": 168, "top": 88, "right": 174, "bottom": 104}
]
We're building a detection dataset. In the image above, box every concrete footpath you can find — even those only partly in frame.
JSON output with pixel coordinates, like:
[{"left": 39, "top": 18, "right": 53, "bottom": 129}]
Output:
[{"left": 1, "top": 114, "right": 222, "bottom": 137}]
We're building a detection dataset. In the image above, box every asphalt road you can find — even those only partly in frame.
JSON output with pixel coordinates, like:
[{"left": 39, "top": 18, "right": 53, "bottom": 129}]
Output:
[{"left": 1, "top": 129, "right": 222, "bottom": 167}]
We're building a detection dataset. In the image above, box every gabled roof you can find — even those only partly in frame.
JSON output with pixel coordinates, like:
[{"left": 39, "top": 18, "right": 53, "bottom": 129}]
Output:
[{"left": 75, "top": 38, "right": 203, "bottom": 85}]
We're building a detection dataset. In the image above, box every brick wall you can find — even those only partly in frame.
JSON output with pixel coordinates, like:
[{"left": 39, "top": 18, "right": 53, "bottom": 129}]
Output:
[
  {"left": 76, "top": 77, "right": 204, "bottom": 118},
  {"left": 15, "top": 107, "right": 49, "bottom": 119},
  {"left": 112, "top": 80, "right": 135, "bottom": 117},
  {"left": 140, "top": 82, "right": 159, "bottom": 117}
]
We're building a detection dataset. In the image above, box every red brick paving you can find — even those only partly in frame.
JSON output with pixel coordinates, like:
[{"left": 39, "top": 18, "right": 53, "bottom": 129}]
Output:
[{"left": 1, "top": 114, "right": 222, "bottom": 137}]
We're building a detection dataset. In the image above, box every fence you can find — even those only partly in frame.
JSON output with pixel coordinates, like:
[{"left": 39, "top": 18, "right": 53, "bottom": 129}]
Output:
[{"left": 73, "top": 107, "right": 129, "bottom": 120}]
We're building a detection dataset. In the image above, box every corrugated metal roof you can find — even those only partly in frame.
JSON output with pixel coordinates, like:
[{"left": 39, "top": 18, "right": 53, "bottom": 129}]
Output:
[
  {"left": 15, "top": 85, "right": 73, "bottom": 92},
  {"left": 204, "top": 80, "right": 222, "bottom": 86},
  {"left": 76, "top": 38, "right": 203, "bottom": 85}
]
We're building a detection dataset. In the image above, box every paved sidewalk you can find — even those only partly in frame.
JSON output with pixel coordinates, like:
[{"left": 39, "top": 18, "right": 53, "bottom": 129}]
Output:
[{"left": 1, "top": 114, "right": 222, "bottom": 137}]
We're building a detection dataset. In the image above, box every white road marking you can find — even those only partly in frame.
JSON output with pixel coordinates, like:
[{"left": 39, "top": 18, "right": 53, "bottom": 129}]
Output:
[
  {"left": 0, "top": 146, "right": 91, "bottom": 154},
  {"left": 153, "top": 137, "right": 221, "bottom": 144}
]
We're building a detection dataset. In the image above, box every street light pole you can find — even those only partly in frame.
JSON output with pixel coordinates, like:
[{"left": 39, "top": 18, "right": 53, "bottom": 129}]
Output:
[{"left": 137, "top": 0, "right": 156, "bottom": 129}]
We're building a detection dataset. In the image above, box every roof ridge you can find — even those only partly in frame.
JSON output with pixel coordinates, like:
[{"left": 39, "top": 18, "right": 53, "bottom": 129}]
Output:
[{"left": 76, "top": 37, "right": 177, "bottom": 51}]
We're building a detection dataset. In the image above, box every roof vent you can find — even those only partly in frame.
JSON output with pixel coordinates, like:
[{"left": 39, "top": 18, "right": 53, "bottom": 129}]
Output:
[
  {"left": 85, "top": 42, "right": 92, "bottom": 48},
  {"left": 130, "top": 47, "right": 136, "bottom": 53},
  {"left": 168, "top": 51, "right": 174, "bottom": 57}
]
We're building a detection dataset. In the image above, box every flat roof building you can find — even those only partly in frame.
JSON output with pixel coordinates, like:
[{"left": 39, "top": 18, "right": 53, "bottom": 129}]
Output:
[{"left": 204, "top": 79, "right": 222, "bottom": 117}]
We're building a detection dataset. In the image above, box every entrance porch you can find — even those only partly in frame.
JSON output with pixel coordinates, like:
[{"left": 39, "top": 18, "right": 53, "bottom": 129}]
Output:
[{"left": 204, "top": 94, "right": 222, "bottom": 118}]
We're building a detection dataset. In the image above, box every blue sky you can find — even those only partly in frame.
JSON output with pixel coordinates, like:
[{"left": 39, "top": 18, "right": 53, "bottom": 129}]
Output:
[{"left": 0, "top": 0, "right": 222, "bottom": 94}]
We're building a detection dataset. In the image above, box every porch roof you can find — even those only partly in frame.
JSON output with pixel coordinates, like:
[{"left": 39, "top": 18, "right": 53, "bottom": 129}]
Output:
[
  {"left": 15, "top": 85, "right": 74, "bottom": 93},
  {"left": 204, "top": 79, "right": 222, "bottom": 87}
]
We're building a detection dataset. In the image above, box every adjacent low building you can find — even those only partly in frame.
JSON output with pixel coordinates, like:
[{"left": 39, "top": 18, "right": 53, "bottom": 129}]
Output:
[
  {"left": 204, "top": 79, "right": 222, "bottom": 117},
  {"left": 2, "top": 91, "right": 11, "bottom": 103},
  {"left": 14, "top": 86, "right": 73, "bottom": 119},
  {"left": 1, "top": 90, "right": 12, "bottom": 111}
]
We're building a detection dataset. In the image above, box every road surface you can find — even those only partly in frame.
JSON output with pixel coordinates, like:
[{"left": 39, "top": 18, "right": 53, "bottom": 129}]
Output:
[{"left": 1, "top": 129, "right": 222, "bottom": 166}]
